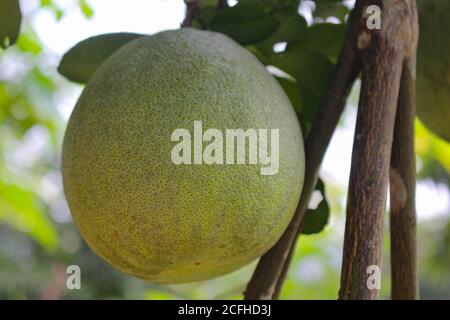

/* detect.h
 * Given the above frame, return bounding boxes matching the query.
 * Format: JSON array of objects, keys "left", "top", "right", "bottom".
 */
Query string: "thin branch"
[
  {"left": 339, "top": 0, "right": 418, "bottom": 300},
  {"left": 243, "top": 4, "right": 362, "bottom": 300},
  {"left": 272, "top": 235, "right": 297, "bottom": 299},
  {"left": 390, "top": 23, "right": 419, "bottom": 299},
  {"left": 181, "top": 0, "right": 202, "bottom": 28}
]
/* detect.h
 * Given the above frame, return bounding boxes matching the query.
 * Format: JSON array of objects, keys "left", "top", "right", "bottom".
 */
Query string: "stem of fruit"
[
  {"left": 181, "top": 0, "right": 202, "bottom": 28},
  {"left": 339, "top": 0, "right": 418, "bottom": 300},
  {"left": 243, "top": 2, "right": 363, "bottom": 300},
  {"left": 390, "top": 51, "right": 419, "bottom": 298}
]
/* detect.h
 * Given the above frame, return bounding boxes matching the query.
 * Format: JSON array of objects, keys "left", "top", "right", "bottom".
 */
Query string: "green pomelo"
[
  {"left": 62, "top": 28, "right": 305, "bottom": 284},
  {"left": 417, "top": 0, "right": 450, "bottom": 142}
]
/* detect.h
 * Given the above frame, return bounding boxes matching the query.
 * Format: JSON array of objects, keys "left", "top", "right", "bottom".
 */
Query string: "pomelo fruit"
[
  {"left": 62, "top": 28, "right": 305, "bottom": 284},
  {"left": 416, "top": 0, "right": 450, "bottom": 142}
]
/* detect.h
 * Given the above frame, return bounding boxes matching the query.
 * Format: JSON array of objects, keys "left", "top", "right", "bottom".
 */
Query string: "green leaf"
[
  {"left": 0, "top": 0, "right": 22, "bottom": 49},
  {"left": 276, "top": 76, "right": 301, "bottom": 114},
  {"left": 255, "top": 9, "right": 307, "bottom": 60},
  {"left": 210, "top": 0, "right": 280, "bottom": 45},
  {"left": 301, "top": 23, "right": 346, "bottom": 63},
  {"left": 246, "top": 45, "right": 272, "bottom": 65},
  {"left": 273, "top": 46, "right": 334, "bottom": 96},
  {"left": 302, "top": 179, "right": 330, "bottom": 235},
  {"left": 31, "top": 67, "right": 57, "bottom": 91},
  {"left": 79, "top": 0, "right": 94, "bottom": 18},
  {"left": 313, "top": 0, "right": 349, "bottom": 22},
  {"left": 191, "top": 0, "right": 223, "bottom": 28},
  {"left": 58, "top": 32, "right": 143, "bottom": 84},
  {"left": 0, "top": 181, "right": 59, "bottom": 251},
  {"left": 39, "top": 0, "right": 64, "bottom": 20},
  {"left": 271, "top": 23, "right": 345, "bottom": 135},
  {"left": 260, "top": 0, "right": 301, "bottom": 11},
  {"left": 268, "top": 11, "right": 307, "bottom": 44},
  {"left": 297, "top": 84, "right": 322, "bottom": 137},
  {"left": 16, "top": 32, "right": 43, "bottom": 54}
]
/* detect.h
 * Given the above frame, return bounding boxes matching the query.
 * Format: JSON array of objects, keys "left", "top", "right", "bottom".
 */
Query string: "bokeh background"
[{"left": 0, "top": 0, "right": 449, "bottom": 299}]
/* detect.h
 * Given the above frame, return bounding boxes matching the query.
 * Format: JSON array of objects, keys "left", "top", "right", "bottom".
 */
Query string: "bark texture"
[
  {"left": 339, "top": 0, "right": 418, "bottom": 300},
  {"left": 390, "top": 54, "right": 419, "bottom": 299}
]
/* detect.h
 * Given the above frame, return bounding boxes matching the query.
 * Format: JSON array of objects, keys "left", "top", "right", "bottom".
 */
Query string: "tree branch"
[
  {"left": 339, "top": 0, "right": 418, "bottom": 300},
  {"left": 272, "top": 234, "right": 296, "bottom": 299},
  {"left": 181, "top": 0, "right": 202, "bottom": 28},
  {"left": 390, "top": 29, "right": 419, "bottom": 299},
  {"left": 243, "top": 3, "right": 362, "bottom": 300}
]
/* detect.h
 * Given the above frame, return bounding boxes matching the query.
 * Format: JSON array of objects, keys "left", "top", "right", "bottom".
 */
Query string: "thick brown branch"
[
  {"left": 339, "top": 49, "right": 402, "bottom": 300},
  {"left": 390, "top": 54, "right": 419, "bottom": 298},
  {"left": 243, "top": 5, "right": 362, "bottom": 300},
  {"left": 339, "top": 0, "right": 418, "bottom": 300},
  {"left": 181, "top": 0, "right": 202, "bottom": 28}
]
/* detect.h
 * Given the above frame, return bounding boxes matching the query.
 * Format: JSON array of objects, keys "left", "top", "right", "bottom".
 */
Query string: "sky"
[{"left": 19, "top": 0, "right": 450, "bottom": 221}]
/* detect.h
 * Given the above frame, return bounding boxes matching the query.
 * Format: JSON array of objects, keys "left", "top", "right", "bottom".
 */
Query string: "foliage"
[
  {"left": 0, "top": 0, "right": 22, "bottom": 48},
  {"left": 302, "top": 179, "right": 329, "bottom": 235},
  {"left": 210, "top": 0, "right": 280, "bottom": 45},
  {"left": 58, "top": 33, "right": 143, "bottom": 84},
  {"left": 0, "top": 0, "right": 449, "bottom": 300}
]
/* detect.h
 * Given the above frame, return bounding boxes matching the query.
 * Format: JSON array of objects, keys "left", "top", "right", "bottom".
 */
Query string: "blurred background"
[{"left": 0, "top": 0, "right": 449, "bottom": 299}]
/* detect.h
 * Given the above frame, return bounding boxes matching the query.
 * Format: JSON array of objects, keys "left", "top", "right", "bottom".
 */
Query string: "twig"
[
  {"left": 181, "top": 0, "right": 202, "bottom": 28},
  {"left": 390, "top": 38, "right": 419, "bottom": 298},
  {"left": 243, "top": 4, "right": 361, "bottom": 300},
  {"left": 339, "top": 0, "right": 418, "bottom": 300},
  {"left": 272, "top": 233, "right": 296, "bottom": 299}
]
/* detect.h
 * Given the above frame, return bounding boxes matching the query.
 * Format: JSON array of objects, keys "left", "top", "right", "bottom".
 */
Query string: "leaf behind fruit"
[
  {"left": 58, "top": 32, "right": 144, "bottom": 84},
  {"left": 0, "top": 0, "right": 22, "bottom": 49},
  {"left": 210, "top": 0, "right": 280, "bottom": 45}
]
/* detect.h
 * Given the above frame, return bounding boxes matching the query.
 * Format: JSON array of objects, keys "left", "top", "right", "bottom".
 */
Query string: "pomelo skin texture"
[
  {"left": 62, "top": 28, "right": 305, "bottom": 284},
  {"left": 417, "top": 0, "right": 450, "bottom": 142}
]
